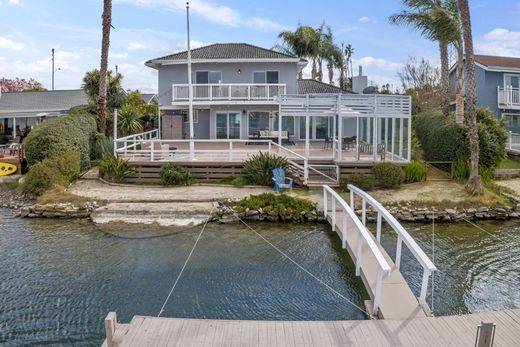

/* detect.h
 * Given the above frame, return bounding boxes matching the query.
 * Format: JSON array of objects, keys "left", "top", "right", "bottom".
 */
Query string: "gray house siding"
[{"left": 157, "top": 62, "right": 298, "bottom": 107}]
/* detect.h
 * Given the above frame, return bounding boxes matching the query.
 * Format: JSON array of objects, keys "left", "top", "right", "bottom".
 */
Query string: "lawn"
[{"left": 497, "top": 157, "right": 520, "bottom": 169}]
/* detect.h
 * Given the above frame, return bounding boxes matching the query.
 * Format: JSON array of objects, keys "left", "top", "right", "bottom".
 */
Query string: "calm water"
[{"left": 0, "top": 208, "right": 367, "bottom": 346}]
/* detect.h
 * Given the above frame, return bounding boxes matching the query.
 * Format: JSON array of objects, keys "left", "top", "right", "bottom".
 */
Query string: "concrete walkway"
[{"left": 496, "top": 178, "right": 520, "bottom": 196}]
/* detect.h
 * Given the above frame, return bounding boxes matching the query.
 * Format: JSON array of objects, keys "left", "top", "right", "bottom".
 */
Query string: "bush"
[
  {"left": 23, "top": 150, "right": 81, "bottom": 195},
  {"left": 159, "top": 163, "right": 192, "bottom": 186},
  {"left": 99, "top": 155, "right": 134, "bottom": 182},
  {"left": 24, "top": 112, "right": 97, "bottom": 171},
  {"left": 341, "top": 174, "right": 374, "bottom": 192},
  {"left": 243, "top": 152, "right": 289, "bottom": 186},
  {"left": 453, "top": 159, "right": 470, "bottom": 181},
  {"left": 233, "top": 193, "right": 316, "bottom": 218},
  {"left": 403, "top": 161, "right": 427, "bottom": 183},
  {"left": 415, "top": 108, "right": 507, "bottom": 171},
  {"left": 94, "top": 133, "right": 114, "bottom": 159},
  {"left": 372, "top": 162, "right": 405, "bottom": 189}
]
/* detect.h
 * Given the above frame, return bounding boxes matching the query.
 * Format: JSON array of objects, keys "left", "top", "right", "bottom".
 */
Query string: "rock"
[
  {"left": 445, "top": 208, "right": 457, "bottom": 215},
  {"left": 245, "top": 209, "right": 259, "bottom": 217}
]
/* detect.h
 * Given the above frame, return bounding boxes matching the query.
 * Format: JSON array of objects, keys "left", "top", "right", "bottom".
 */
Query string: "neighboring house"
[
  {"left": 449, "top": 54, "right": 520, "bottom": 131},
  {"left": 0, "top": 89, "right": 88, "bottom": 138},
  {"left": 140, "top": 93, "right": 158, "bottom": 105},
  {"left": 146, "top": 43, "right": 310, "bottom": 140}
]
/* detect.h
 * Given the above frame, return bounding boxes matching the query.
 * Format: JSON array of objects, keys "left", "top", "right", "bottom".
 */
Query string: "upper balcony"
[
  {"left": 498, "top": 86, "right": 520, "bottom": 110},
  {"left": 172, "top": 83, "right": 286, "bottom": 106}
]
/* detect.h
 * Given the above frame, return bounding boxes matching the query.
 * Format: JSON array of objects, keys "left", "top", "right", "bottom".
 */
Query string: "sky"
[{"left": 1, "top": 0, "right": 519, "bottom": 93}]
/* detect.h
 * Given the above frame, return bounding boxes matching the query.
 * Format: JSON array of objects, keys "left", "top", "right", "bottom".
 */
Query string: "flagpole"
[{"left": 187, "top": 1, "right": 195, "bottom": 160}]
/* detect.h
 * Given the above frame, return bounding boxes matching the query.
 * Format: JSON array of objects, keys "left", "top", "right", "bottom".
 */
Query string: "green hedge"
[
  {"left": 373, "top": 162, "right": 405, "bottom": 189},
  {"left": 341, "top": 174, "right": 374, "bottom": 192},
  {"left": 24, "top": 112, "right": 97, "bottom": 171},
  {"left": 415, "top": 109, "right": 507, "bottom": 170}
]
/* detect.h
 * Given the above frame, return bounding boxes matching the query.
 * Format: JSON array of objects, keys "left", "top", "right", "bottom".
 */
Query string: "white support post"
[
  {"left": 399, "top": 117, "right": 404, "bottom": 158},
  {"left": 350, "top": 190, "right": 354, "bottom": 209},
  {"left": 304, "top": 159, "right": 309, "bottom": 186},
  {"left": 384, "top": 118, "right": 388, "bottom": 158},
  {"left": 12, "top": 117, "right": 16, "bottom": 138},
  {"left": 395, "top": 235, "right": 403, "bottom": 269},
  {"left": 367, "top": 117, "right": 371, "bottom": 145},
  {"left": 373, "top": 267, "right": 383, "bottom": 316},
  {"left": 372, "top": 115, "right": 377, "bottom": 162},
  {"left": 391, "top": 118, "right": 395, "bottom": 160},
  {"left": 150, "top": 140, "right": 155, "bottom": 161},
  {"left": 332, "top": 113, "right": 337, "bottom": 161},
  {"left": 362, "top": 199, "right": 366, "bottom": 226},
  {"left": 419, "top": 268, "right": 430, "bottom": 305},
  {"left": 268, "top": 141, "right": 272, "bottom": 155},
  {"left": 278, "top": 103, "right": 282, "bottom": 149},
  {"left": 105, "top": 312, "right": 117, "bottom": 347},
  {"left": 331, "top": 198, "right": 336, "bottom": 232},
  {"left": 305, "top": 111, "right": 310, "bottom": 157},
  {"left": 338, "top": 115, "right": 343, "bottom": 163},
  {"left": 356, "top": 117, "right": 360, "bottom": 161},
  {"left": 376, "top": 212, "right": 382, "bottom": 242},
  {"left": 355, "top": 236, "right": 363, "bottom": 276},
  {"left": 475, "top": 321, "right": 496, "bottom": 347},
  {"left": 113, "top": 109, "right": 118, "bottom": 156},
  {"left": 407, "top": 117, "right": 412, "bottom": 162},
  {"left": 229, "top": 141, "right": 233, "bottom": 161},
  {"left": 124, "top": 140, "right": 128, "bottom": 156},
  {"left": 342, "top": 210, "right": 347, "bottom": 249},
  {"left": 323, "top": 189, "right": 328, "bottom": 219}
]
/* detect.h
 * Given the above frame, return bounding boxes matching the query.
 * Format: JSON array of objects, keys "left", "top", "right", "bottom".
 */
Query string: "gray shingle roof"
[
  {"left": 147, "top": 43, "right": 301, "bottom": 63},
  {"left": 140, "top": 93, "right": 157, "bottom": 104},
  {"left": 297, "top": 79, "right": 354, "bottom": 95},
  {"left": 0, "top": 89, "right": 88, "bottom": 115}
]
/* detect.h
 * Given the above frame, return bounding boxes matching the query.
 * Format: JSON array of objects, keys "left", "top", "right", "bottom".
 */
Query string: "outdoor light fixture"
[
  {"left": 237, "top": 68, "right": 242, "bottom": 74},
  {"left": 242, "top": 109, "right": 246, "bottom": 115}
]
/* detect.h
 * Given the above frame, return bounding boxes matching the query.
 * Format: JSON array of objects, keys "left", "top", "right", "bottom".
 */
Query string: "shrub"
[
  {"left": 403, "top": 161, "right": 427, "bottom": 183},
  {"left": 94, "top": 133, "right": 114, "bottom": 159},
  {"left": 341, "top": 174, "right": 374, "bottom": 192},
  {"left": 243, "top": 152, "right": 289, "bottom": 186},
  {"left": 24, "top": 112, "right": 97, "bottom": 171},
  {"left": 99, "top": 155, "right": 134, "bottom": 183},
  {"left": 231, "top": 177, "right": 251, "bottom": 187},
  {"left": 372, "top": 162, "right": 405, "bottom": 189},
  {"left": 453, "top": 159, "right": 470, "bottom": 181},
  {"left": 233, "top": 193, "right": 316, "bottom": 218},
  {"left": 23, "top": 150, "right": 81, "bottom": 195},
  {"left": 415, "top": 108, "right": 507, "bottom": 171},
  {"left": 159, "top": 163, "right": 192, "bottom": 186}
]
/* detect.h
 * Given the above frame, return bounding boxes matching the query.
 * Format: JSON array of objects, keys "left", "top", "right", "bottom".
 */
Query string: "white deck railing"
[
  {"left": 348, "top": 184, "right": 437, "bottom": 306},
  {"left": 498, "top": 87, "right": 520, "bottom": 109},
  {"left": 507, "top": 131, "right": 520, "bottom": 151},
  {"left": 172, "top": 83, "right": 286, "bottom": 103},
  {"left": 323, "top": 185, "right": 391, "bottom": 315}
]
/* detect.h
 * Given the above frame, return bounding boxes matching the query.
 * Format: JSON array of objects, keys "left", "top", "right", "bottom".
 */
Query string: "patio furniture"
[
  {"left": 257, "top": 130, "right": 294, "bottom": 145},
  {"left": 342, "top": 136, "right": 357, "bottom": 150},
  {"left": 323, "top": 137, "right": 332, "bottom": 149},
  {"left": 272, "top": 168, "right": 293, "bottom": 192},
  {"left": 9, "top": 136, "right": 21, "bottom": 156}
]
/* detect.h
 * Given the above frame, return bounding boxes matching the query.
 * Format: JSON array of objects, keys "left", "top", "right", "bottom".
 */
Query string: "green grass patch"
[
  {"left": 497, "top": 157, "right": 520, "bottom": 169},
  {"left": 233, "top": 193, "right": 316, "bottom": 217}
]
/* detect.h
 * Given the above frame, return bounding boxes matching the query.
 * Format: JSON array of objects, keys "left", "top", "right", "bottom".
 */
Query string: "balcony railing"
[
  {"left": 172, "top": 83, "right": 286, "bottom": 103},
  {"left": 498, "top": 86, "right": 520, "bottom": 109}
]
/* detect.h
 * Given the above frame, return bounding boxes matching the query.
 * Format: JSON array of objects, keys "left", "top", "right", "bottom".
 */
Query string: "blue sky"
[{"left": 1, "top": 0, "right": 519, "bottom": 92}]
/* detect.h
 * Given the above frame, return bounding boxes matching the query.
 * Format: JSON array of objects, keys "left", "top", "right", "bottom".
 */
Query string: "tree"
[
  {"left": 277, "top": 25, "right": 320, "bottom": 79},
  {"left": 118, "top": 104, "right": 142, "bottom": 136},
  {"left": 390, "top": 0, "right": 458, "bottom": 117},
  {"left": 0, "top": 78, "right": 45, "bottom": 92},
  {"left": 458, "top": 0, "right": 483, "bottom": 194},
  {"left": 82, "top": 69, "right": 125, "bottom": 111},
  {"left": 125, "top": 90, "right": 158, "bottom": 117},
  {"left": 98, "top": 0, "right": 113, "bottom": 135}
]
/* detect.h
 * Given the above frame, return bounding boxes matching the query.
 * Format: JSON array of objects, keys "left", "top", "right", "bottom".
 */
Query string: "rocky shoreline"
[{"left": 19, "top": 202, "right": 97, "bottom": 219}]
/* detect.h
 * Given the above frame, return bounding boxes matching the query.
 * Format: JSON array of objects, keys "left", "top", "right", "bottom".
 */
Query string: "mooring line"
[
  {"left": 157, "top": 208, "right": 214, "bottom": 317},
  {"left": 237, "top": 216, "right": 373, "bottom": 318},
  {"left": 461, "top": 217, "right": 496, "bottom": 238}
]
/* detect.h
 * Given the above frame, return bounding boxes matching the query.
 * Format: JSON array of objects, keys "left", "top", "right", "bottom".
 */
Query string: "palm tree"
[
  {"left": 344, "top": 44, "right": 354, "bottom": 89},
  {"left": 390, "top": 0, "right": 456, "bottom": 117},
  {"left": 277, "top": 25, "right": 319, "bottom": 79},
  {"left": 98, "top": 0, "right": 112, "bottom": 135},
  {"left": 458, "top": 0, "right": 483, "bottom": 194}
]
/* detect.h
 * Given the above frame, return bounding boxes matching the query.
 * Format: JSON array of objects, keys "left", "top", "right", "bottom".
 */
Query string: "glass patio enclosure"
[{"left": 277, "top": 94, "right": 412, "bottom": 162}]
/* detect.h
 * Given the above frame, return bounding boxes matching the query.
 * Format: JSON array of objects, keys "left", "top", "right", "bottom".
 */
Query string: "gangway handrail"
[
  {"left": 347, "top": 184, "right": 437, "bottom": 305},
  {"left": 323, "top": 185, "right": 391, "bottom": 315}
]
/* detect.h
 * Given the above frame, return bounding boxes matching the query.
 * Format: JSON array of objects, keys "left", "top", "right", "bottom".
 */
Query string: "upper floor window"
[
  {"left": 253, "top": 71, "right": 279, "bottom": 84},
  {"left": 195, "top": 71, "right": 221, "bottom": 84},
  {"left": 505, "top": 74, "right": 520, "bottom": 89}
]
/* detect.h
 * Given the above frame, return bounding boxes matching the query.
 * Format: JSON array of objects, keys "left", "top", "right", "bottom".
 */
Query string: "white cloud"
[
  {"left": 0, "top": 36, "right": 24, "bottom": 50},
  {"left": 358, "top": 16, "right": 376, "bottom": 23},
  {"left": 115, "top": 0, "right": 284, "bottom": 31},
  {"left": 128, "top": 41, "right": 147, "bottom": 50},
  {"left": 116, "top": 63, "right": 157, "bottom": 92},
  {"left": 0, "top": 0, "right": 21, "bottom": 5},
  {"left": 111, "top": 52, "right": 129, "bottom": 59},
  {"left": 476, "top": 28, "right": 520, "bottom": 56},
  {"left": 353, "top": 57, "right": 403, "bottom": 72}
]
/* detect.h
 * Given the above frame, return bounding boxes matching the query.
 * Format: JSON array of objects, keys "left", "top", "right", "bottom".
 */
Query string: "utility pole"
[
  {"left": 115, "top": 65, "right": 118, "bottom": 75},
  {"left": 51, "top": 48, "right": 55, "bottom": 91}
]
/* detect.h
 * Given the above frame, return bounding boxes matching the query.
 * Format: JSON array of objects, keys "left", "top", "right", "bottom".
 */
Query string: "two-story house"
[
  {"left": 449, "top": 54, "right": 520, "bottom": 131},
  {"left": 146, "top": 43, "right": 355, "bottom": 142}
]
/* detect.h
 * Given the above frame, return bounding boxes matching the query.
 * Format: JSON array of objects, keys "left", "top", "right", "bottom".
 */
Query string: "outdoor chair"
[
  {"left": 342, "top": 136, "right": 357, "bottom": 150},
  {"left": 272, "top": 167, "right": 293, "bottom": 192},
  {"left": 323, "top": 137, "right": 332, "bottom": 149},
  {"left": 9, "top": 136, "right": 21, "bottom": 156}
]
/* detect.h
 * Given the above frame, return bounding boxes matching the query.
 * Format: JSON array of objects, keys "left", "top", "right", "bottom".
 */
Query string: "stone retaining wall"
[{"left": 19, "top": 202, "right": 96, "bottom": 219}]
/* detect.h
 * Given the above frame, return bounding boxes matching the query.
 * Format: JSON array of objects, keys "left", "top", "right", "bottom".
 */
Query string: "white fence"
[
  {"left": 348, "top": 184, "right": 437, "bottom": 306},
  {"left": 323, "top": 185, "right": 391, "bottom": 315},
  {"left": 173, "top": 83, "right": 286, "bottom": 103},
  {"left": 507, "top": 131, "right": 520, "bottom": 151},
  {"left": 498, "top": 87, "right": 520, "bottom": 108}
]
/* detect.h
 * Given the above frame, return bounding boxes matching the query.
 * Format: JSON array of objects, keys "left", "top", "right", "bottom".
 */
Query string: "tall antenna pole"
[
  {"left": 187, "top": 1, "right": 194, "bottom": 160},
  {"left": 51, "top": 48, "right": 55, "bottom": 91}
]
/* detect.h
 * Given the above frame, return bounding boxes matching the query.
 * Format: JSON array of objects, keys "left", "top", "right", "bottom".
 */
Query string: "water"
[{"left": 0, "top": 209, "right": 367, "bottom": 346}]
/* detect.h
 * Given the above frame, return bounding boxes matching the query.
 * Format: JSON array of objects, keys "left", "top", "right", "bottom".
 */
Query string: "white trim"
[
  {"left": 214, "top": 110, "right": 242, "bottom": 139},
  {"left": 183, "top": 109, "right": 199, "bottom": 123},
  {"left": 194, "top": 70, "right": 222, "bottom": 84},
  {"left": 504, "top": 73, "right": 520, "bottom": 88},
  {"left": 147, "top": 58, "right": 302, "bottom": 67},
  {"left": 252, "top": 70, "right": 280, "bottom": 84},
  {"left": 246, "top": 110, "right": 271, "bottom": 137},
  {"left": 501, "top": 112, "right": 520, "bottom": 118}
]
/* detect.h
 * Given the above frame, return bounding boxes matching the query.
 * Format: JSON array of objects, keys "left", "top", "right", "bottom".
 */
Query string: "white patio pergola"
[{"left": 277, "top": 93, "right": 412, "bottom": 163}]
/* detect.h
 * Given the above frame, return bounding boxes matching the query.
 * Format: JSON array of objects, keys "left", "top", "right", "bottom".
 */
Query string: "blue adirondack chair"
[{"left": 272, "top": 168, "right": 293, "bottom": 192}]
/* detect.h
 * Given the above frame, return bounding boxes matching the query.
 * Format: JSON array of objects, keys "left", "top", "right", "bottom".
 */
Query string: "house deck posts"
[
  {"left": 305, "top": 95, "right": 310, "bottom": 158},
  {"left": 356, "top": 117, "right": 360, "bottom": 161},
  {"left": 332, "top": 113, "right": 337, "bottom": 160},
  {"left": 278, "top": 101, "right": 282, "bottom": 152},
  {"left": 399, "top": 117, "right": 404, "bottom": 159},
  {"left": 373, "top": 95, "right": 378, "bottom": 162},
  {"left": 12, "top": 117, "right": 16, "bottom": 138},
  {"left": 338, "top": 115, "right": 343, "bottom": 162}
]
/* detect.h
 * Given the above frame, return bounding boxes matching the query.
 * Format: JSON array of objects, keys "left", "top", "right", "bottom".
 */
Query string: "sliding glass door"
[{"left": 216, "top": 112, "right": 241, "bottom": 139}]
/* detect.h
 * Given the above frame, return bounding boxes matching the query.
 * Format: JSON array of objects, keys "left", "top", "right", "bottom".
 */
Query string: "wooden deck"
[{"left": 102, "top": 309, "right": 520, "bottom": 346}]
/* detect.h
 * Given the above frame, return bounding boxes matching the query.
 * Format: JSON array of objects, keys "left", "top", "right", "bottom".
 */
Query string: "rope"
[
  {"left": 157, "top": 208, "right": 214, "bottom": 317},
  {"left": 237, "top": 216, "right": 373, "bottom": 318},
  {"left": 461, "top": 217, "right": 496, "bottom": 238},
  {"left": 431, "top": 208, "right": 435, "bottom": 312}
]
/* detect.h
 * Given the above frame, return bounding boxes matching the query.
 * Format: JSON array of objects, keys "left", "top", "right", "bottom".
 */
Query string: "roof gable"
[
  {"left": 474, "top": 54, "right": 520, "bottom": 70},
  {"left": 297, "top": 79, "right": 354, "bottom": 95}
]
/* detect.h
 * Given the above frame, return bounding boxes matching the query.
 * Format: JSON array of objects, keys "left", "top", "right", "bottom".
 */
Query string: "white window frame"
[
  {"left": 183, "top": 110, "right": 199, "bottom": 124},
  {"left": 215, "top": 111, "right": 241, "bottom": 139},
  {"left": 246, "top": 110, "right": 272, "bottom": 136},
  {"left": 504, "top": 73, "right": 520, "bottom": 89},
  {"left": 252, "top": 70, "right": 280, "bottom": 84},
  {"left": 195, "top": 70, "right": 222, "bottom": 84}
]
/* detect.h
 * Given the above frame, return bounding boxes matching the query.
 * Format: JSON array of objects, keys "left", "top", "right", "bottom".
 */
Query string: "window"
[
  {"left": 182, "top": 110, "right": 199, "bottom": 123},
  {"left": 195, "top": 71, "right": 221, "bottom": 84},
  {"left": 248, "top": 112, "right": 270, "bottom": 136},
  {"left": 505, "top": 74, "right": 520, "bottom": 89},
  {"left": 216, "top": 112, "right": 241, "bottom": 139},
  {"left": 273, "top": 114, "right": 295, "bottom": 135},
  {"left": 253, "top": 71, "right": 279, "bottom": 84}
]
